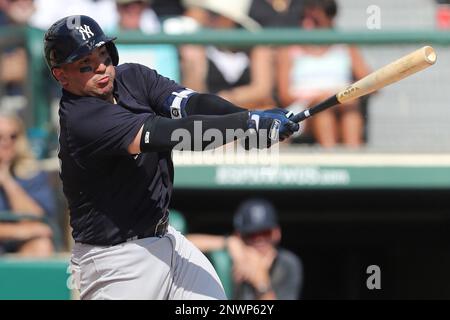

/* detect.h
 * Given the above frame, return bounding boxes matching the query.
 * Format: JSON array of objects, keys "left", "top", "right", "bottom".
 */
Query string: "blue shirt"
[
  {"left": 0, "top": 171, "right": 57, "bottom": 219},
  {"left": 58, "top": 63, "right": 184, "bottom": 245}
]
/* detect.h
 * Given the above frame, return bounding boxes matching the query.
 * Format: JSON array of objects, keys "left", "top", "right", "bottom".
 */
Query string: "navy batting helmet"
[{"left": 44, "top": 15, "right": 119, "bottom": 70}]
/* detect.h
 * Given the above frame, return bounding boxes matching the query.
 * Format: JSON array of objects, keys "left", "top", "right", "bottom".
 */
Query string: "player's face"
[
  {"left": 242, "top": 229, "right": 276, "bottom": 255},
  {"left": 57, "top": 46, "right": 116, "bottom": 100}
]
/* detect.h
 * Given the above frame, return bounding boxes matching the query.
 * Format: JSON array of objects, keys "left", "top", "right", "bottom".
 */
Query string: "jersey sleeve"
[
  {"left": 65, "top": 98, "right": 151, "bottom": 159},
  {"left": 137, "top": 64, "right": 196, "bottom": 119}
]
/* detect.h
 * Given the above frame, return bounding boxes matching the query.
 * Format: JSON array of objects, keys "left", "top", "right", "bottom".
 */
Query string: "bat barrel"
[
  {"left": 336, "top": 45, "right": 437, "bottom": 104},
  {"left": 423, "top": 46, "right": 437, "bottom": 65},
  {"left": 289, "top": 46, "right": 437, "bottom": 124}
]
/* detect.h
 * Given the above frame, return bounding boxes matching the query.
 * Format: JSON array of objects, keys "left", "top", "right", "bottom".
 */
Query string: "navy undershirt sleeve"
[
  {"left": 185, "top": 93, "right": 247, "bottom": 116},
  {"left": 140, "top": 112, "right": 250, "bottom": 152}
]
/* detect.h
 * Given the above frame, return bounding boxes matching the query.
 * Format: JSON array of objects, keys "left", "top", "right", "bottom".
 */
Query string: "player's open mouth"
[
  {"left": 96, "top": 75, "right": 111, "bottom": 88},
  {"left": 97, "top": 75, "right": 110, "bottom": 85}
]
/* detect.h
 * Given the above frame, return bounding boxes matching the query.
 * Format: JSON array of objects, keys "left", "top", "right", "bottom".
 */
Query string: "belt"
[
  {"left": 124, "top": 217, "right": 169, "bottom": 243},
  {"left": 75, "top": 218, "right": 169, "bottom": 247}
]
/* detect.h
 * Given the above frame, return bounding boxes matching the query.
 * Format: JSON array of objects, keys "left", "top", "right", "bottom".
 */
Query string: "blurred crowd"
[
  {"left": 1, "top": 0, "right": 446, "bottom": 152},
  {"left": 0, "top": 0, "right": 373, "bottom": 151},
  {"left": 0, "top": 0, "right": 446, "bottom": 283}
]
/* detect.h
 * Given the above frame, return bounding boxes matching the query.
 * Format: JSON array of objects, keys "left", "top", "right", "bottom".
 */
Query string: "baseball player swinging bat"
[{"left": 290, "top": 46, "right": 437, "bottom": 123}]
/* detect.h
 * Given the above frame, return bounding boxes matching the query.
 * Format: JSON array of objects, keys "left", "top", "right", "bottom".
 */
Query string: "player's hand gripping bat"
[{"left": 290, "top": 46, "right": 437, "bottom": 123}]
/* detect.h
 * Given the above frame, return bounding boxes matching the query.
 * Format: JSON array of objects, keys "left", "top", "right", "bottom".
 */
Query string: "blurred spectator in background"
[
  {"left": 152, "top": 0, "right": 184, "bottom": 19},
  {"left": 180, "top": 0, "right": 275, "bottom": 109},
  {"left": 188, "top": 198, "right": 303, "bottom": 300},
  {"left": 113, "top": 0, "right": 181, "bottom": 81},
  {"left": 277, "top": 0, "right": 370, "bottom": 148},
  {"left": 29, "top": 0, "right": 117, "bottom": 31},
  {"left": 0, "top": 0, "right": 35, "bottom": 115},
  {"left": 0, "top": 0, "right": 35, "bottom": 24},
  {"left": 435, "top": 0, "right": 450, "bottom": 29},
  {"left": 116, "top": 0, "right": 160, "bottom": 34},
  {"left": 161, "top": 0, "right": 209, "bottom": 34},
  {"left": 249, "top": 0, "right": 304, "bottom": 27},
  {"left": 247, "top": 0, "right": 305, "bottom": 117},
  {"left": 0, "top": 110, "right": 56, "bottom": 257}
]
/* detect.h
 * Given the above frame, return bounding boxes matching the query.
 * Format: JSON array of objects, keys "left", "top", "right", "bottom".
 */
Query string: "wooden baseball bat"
[{"left": 290, "top": 46, "right": 437, "bottom": 123}]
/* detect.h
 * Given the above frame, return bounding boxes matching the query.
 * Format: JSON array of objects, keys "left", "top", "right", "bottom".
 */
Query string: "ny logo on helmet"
[{"left": 76, "top": 25, "right": 95, "bottom": 41}]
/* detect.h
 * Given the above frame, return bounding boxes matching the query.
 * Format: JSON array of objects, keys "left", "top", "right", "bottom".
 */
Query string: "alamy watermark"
[
  {"left": 367, "top": 5, "right": 381, "bottom": 30},
  {"left": 168, "top": 121, "right": 281, "bottom": 165},
  {"left": 66, "top": 15, "right": 82, "bottom": 30},
  {"left": 366, "top": 265, "right": 381, "bottom": 290},
  {"left": 66, "top": 264, "right": 80, "bottom": 291}
]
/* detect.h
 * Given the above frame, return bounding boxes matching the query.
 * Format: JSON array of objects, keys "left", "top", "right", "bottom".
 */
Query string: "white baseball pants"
[{"left": 70, "top": 226, "right": 227, "bottom": 300}]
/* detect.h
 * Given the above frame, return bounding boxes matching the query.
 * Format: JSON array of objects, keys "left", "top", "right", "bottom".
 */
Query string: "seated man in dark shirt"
[{"left": 188, "top": 198, "right": 304, "bottom": 300}]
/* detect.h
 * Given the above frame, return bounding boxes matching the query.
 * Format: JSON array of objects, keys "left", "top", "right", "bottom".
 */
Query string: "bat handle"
[
  {"left": 290, "top": 109, "right": 311, "bottom": 123},
  {"left": 290, "top": 95, "right": 340, "bottom": 123}
]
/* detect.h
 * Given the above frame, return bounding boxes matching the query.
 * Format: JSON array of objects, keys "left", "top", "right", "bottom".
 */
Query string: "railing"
[{"left": 114, "top": 29, "right": 450, "bottom": 46}]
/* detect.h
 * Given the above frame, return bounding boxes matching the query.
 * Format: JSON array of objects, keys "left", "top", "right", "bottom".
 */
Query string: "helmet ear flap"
[{"left": 106, "top": 41, "right": 119, "bottom": 66}]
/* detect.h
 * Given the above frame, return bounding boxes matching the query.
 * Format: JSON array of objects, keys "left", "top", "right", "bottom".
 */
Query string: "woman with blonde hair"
[{"left": 0, "top": 111, "right": 56, "bottom": 257}]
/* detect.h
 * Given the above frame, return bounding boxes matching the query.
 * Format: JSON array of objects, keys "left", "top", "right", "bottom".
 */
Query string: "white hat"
[{"left": 182, "top": 0, "right": 261, "bottom": 31}]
